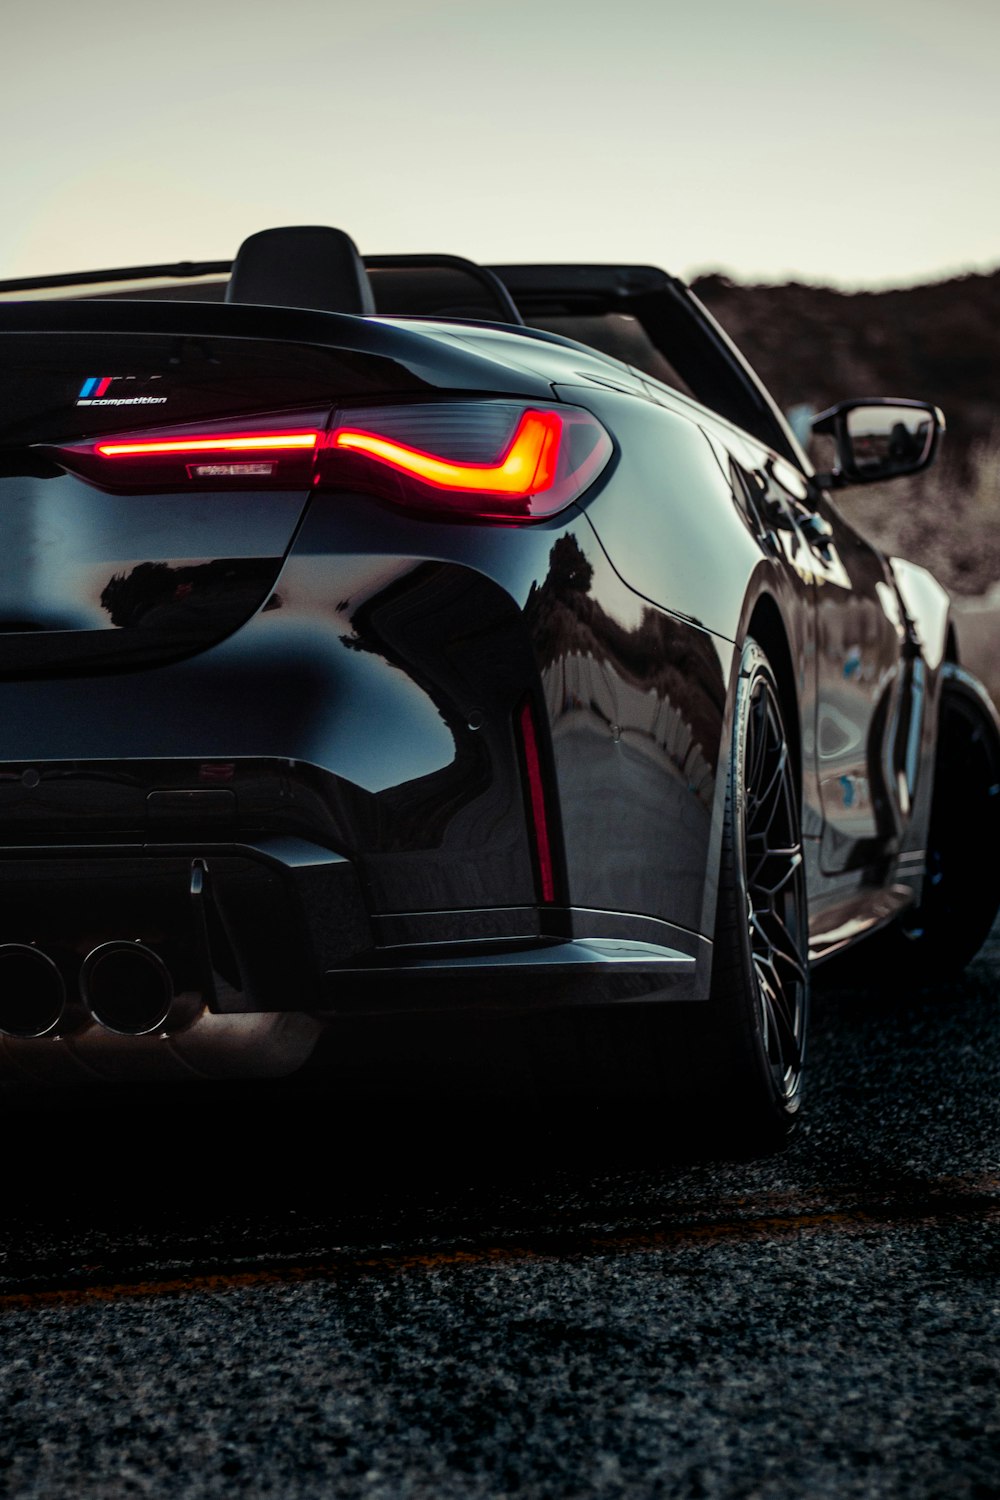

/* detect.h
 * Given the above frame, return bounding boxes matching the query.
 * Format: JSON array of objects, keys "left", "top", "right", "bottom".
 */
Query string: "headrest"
[{"left": 225, "top": 226, "right": 376, "bottom": 316}]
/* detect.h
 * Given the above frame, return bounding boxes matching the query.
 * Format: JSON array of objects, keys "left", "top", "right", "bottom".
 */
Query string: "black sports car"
[{"left": 0, "top": 225, "right": 997, "bottom": 1147}]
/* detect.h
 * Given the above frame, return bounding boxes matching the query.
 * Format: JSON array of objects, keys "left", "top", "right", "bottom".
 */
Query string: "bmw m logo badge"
[{"left": 76, "top": 375, "right": 168, "bottom": 407}]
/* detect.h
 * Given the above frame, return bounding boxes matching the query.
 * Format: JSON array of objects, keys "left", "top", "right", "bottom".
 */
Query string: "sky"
[{"left": 1, "top": 0, "right": 998, "bottom": 290}]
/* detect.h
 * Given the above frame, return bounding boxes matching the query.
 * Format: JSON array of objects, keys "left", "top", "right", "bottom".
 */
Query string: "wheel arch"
[
  {"left": 697, "top": 587, "right": 804, "bottom": 992},
  {"left": 745, "top": 593, "right": 802, "bottom": 803}
]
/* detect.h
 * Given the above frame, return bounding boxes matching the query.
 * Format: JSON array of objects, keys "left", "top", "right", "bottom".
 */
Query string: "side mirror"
[{"left": 811, "top": 398, "right": 945, "bottom": 487}]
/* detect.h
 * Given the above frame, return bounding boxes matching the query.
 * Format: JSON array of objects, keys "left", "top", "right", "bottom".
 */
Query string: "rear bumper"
[
  {"left": 0, "top": 833, "right": 707, "bottom": 1083},
  {"left": 0, "top": 836, "right": 707, "bottom": 1016},
  {"left": 0, "top": 493, "right": 725, "bottom": 1080}
]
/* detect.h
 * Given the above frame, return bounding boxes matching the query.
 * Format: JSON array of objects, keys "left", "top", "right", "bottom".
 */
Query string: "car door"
[
  {"left": 804, "top": 486, "right": 917, "bottom": 875},
  {"left": 715, "top": 431, "right": 911, "bottom": 877}
]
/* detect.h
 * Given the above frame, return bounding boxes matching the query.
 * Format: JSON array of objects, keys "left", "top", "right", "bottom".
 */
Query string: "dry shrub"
[{"left": 833, "top": 431, "right": 1000, "bottom": 597}]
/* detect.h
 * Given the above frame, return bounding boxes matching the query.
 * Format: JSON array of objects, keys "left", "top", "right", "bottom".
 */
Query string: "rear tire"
[{"left": 695, "top": 637, "right": 809, "bottom": 1148}]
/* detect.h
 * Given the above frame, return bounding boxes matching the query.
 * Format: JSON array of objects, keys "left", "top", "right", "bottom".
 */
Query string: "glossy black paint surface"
[
  {"left": 0, "top": 488, "right": 723, "bottom": 955},
  {"left": 0, "top": 281, "right": 979, "bottom": 1065},
  {"left": 0, "top": 472, "right": 302, "bottom": 671}
]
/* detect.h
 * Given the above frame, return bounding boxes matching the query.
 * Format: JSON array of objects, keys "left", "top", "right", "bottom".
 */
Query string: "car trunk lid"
[{"left": 0, "top": 303, "right": 550, "bottom": 676}]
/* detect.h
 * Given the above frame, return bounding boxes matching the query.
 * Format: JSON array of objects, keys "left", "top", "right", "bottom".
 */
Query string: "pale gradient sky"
[{"left": 2, "top": 0, "right": 998, "bottom": 288}]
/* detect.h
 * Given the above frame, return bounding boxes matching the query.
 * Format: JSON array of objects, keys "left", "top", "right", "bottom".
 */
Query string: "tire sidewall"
[{"left": 718, "top": 638, "right": 809, "bottom": 1129}]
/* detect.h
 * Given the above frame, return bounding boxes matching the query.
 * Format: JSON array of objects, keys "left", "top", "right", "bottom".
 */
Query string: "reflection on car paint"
[{"left": 524, "top": 534, "right": 725, "bottom": 932}]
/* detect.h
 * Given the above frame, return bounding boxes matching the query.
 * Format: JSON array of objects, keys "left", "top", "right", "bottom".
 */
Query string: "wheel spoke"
[
  {"left": 753, "top": 954, "right": 802, "bottom": 1074},
  {"left": 753, "top": 900, "right": 808, "bottom": 978},
  {"left": 746, "top": 742, "right": 788, "bottom": 837},
  {"left": 769, "top": 906, "right": 809, "bottom": 977},
  {"left": 747, "top": 844, "right": 802, "bottom": 898}
]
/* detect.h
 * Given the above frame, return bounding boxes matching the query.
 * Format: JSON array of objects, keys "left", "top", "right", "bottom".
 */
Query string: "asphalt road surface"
[{"left": 1, "top": 923, "right": 998, "bottom": 1499}]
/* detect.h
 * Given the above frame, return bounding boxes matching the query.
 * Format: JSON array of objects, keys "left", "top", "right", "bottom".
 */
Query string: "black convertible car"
[{"left": 0, "top": 225, "right": 997, "bottom": 1146}]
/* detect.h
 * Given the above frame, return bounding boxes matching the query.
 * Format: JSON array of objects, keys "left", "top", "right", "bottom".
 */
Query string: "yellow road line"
[{"left": 1, "top": 1187, "right": 997, "bottom": 1311}]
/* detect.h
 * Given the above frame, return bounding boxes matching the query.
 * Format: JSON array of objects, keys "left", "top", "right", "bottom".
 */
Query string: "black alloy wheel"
[{"left": 706, "top": 638, "right": 809, "bottom": 1143}]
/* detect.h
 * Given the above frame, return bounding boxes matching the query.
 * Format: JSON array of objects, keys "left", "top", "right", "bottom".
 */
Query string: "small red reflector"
[
  {"left": 519, "top": 700, "right": 555, "bottom": 903},
  {"left": 331, "top": 409, "right": 562, "bottom": 495},
  {"left": 199, "top": 762, "right": 235, "bottom": 783}
]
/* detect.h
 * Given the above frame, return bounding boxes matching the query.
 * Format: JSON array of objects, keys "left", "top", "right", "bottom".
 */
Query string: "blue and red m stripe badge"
[{"left": 79, "top": 376, "right": 113, "bottom": 398}]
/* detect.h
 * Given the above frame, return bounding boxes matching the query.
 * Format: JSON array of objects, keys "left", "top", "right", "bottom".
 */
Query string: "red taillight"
[
  {"left": 321, "top": 401, "right": 612, "bottom": 521},
  {"left": 96, "top": 432, "right": 319, "bottom": 458},
  {"left": 46, "top": 411, "right": 328, "bottom": 490},
  {"left": 331, "top": 409, "right": 561, "bottom": 497},
  {"left": 44, "top": 400, "right": 612, "bottom": 520}
]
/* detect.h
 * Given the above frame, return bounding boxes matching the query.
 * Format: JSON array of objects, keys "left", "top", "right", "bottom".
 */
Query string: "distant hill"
[
  {"left": 692, "top": 269, "right": 1000, "bottom": 465},
  {"left": 691, "top": 269, "right": 1000, "bottom": 595}
]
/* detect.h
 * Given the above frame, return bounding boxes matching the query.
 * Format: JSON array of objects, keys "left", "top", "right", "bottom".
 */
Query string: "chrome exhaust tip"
[
  {"left": 0, "top": 943, "right": 68, "bottom": 1038},
  {"left": 80, "top": 941, "right": 177, "bottom": 1036}
]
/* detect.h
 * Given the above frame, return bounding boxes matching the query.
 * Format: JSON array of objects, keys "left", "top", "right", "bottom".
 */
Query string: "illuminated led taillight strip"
[
  {"left": 95, "top": 432, "right": 320, "bottom": 458},
  {"left": 331, "top": 409, "right": 562, "bottom": 495},
  {"left": 519, "top": 699, "right": 556, "bottom": 903}
]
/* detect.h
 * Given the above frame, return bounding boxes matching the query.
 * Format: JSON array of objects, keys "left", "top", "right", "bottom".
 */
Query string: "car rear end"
[{"left": 0, "top": 299, "right": 709, "bottom": 1086}]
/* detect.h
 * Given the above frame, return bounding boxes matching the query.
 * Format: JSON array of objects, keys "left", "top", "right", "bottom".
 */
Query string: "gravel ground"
[{"left": 0, "top": 924, "right": 998, "bottom": 1498}]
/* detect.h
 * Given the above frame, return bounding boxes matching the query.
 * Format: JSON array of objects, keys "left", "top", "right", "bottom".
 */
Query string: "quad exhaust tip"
[
  {"left": 0, "top": 943, "right": 68, "bottom": 1038},
  {"left": 0, "top": 940, "right": 206, "bottom": 1040},
  {"left": 80, "top": 941, "right": 176, "bottom": 1036}
]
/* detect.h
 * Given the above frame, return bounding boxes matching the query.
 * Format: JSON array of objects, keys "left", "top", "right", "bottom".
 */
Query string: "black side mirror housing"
[{"left": 811, "top": 398, "right": 945, "bottom": 488}]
